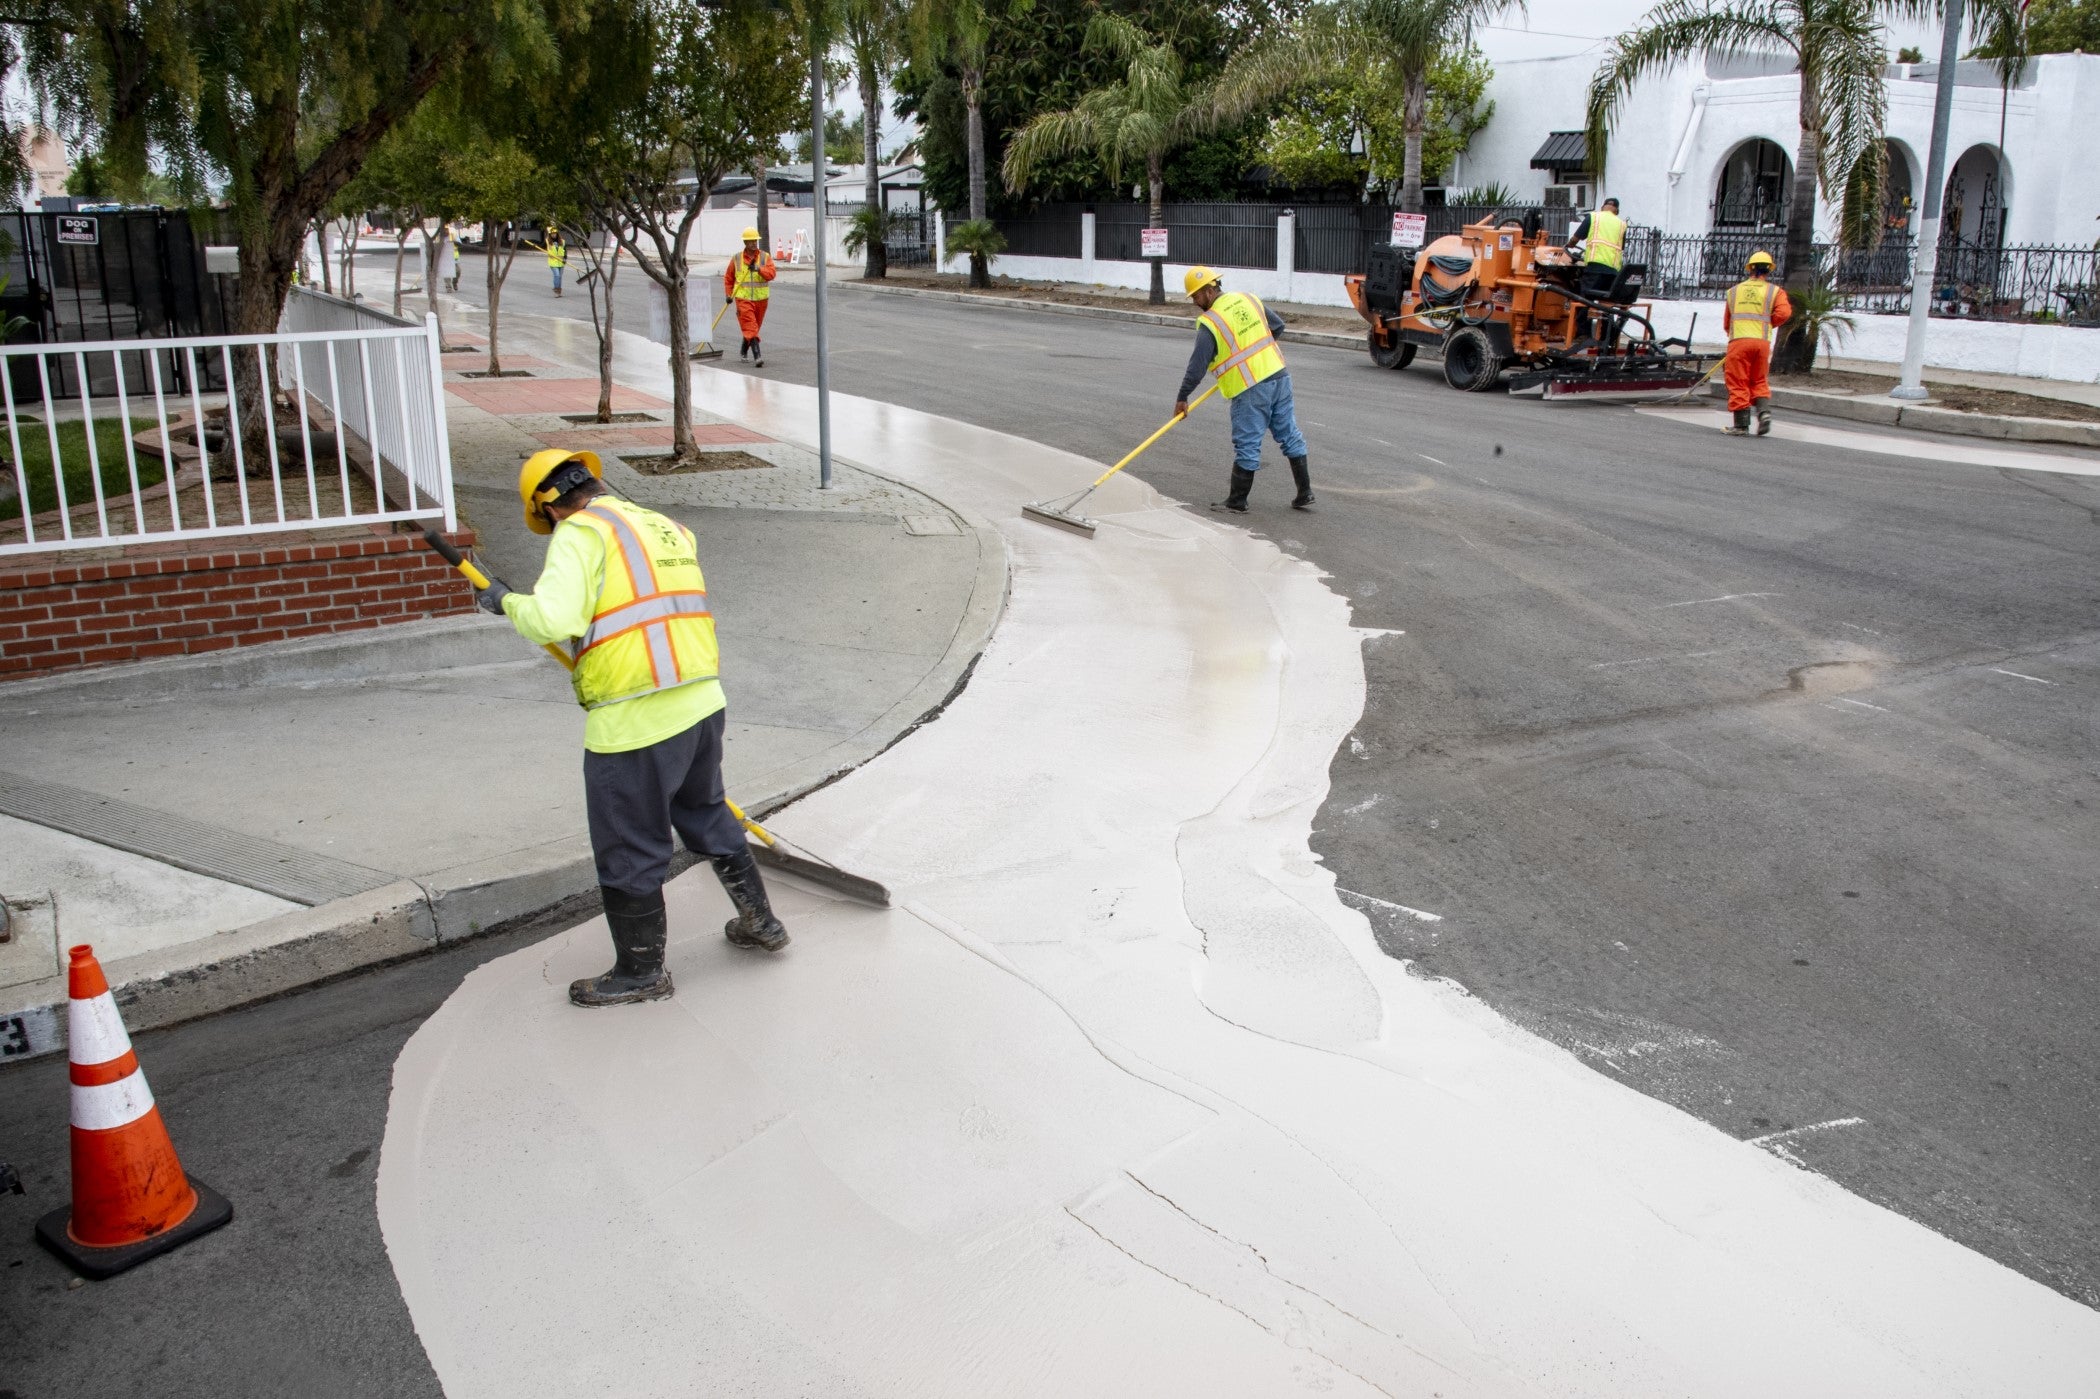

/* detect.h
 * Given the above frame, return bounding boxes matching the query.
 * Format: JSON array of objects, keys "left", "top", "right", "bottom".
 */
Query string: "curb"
[
  {"left": 0, "top": 381, "right": 1011, "bottom": 1064},
  {"left": 1703, "top": 380, "right": 2100, "bottom": 448},
  {"left": 839, "top": 278, "right": 1369, "bottom": 352}
]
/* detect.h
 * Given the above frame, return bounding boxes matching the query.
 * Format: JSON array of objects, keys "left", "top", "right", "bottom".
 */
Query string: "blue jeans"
[
  {"left": 1228, "top": 372, "right": 1307, "bottom": 471},
  {"left": 551, "top": 266, "right": 563, "bottom": 291}
]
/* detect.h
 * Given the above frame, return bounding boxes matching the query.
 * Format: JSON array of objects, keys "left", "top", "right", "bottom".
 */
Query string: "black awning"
[{"left": 1531, "top": 131, "right": 1590, "bottom": 172}]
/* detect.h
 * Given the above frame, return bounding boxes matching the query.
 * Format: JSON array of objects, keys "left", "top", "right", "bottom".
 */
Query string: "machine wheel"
[
  {"left": 1368, "top": 328, "right": 1416, "bottom": 370},
  {"left": 1442, "top": 326, "right": 1502, "bottom": 392}
]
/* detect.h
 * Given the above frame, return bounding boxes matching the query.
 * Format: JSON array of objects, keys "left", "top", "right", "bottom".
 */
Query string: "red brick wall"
[{"left": 0, "top": 525, "right": 479, "bottom": 680}]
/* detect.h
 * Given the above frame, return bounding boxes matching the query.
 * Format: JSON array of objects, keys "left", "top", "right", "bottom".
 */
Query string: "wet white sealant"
[{"left": 378, "top": 342, "right": 2100, "bottom": 1397}]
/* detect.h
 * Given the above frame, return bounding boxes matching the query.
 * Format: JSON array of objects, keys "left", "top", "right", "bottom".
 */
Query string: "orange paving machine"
[{"left": 1345, "top": 213, "right": 1710, "bottom": 401}]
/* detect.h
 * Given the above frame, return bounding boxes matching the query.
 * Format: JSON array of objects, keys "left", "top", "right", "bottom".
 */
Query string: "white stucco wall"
[{"left": 1456, "top": 49, "right": 2100, "bottom": 247}]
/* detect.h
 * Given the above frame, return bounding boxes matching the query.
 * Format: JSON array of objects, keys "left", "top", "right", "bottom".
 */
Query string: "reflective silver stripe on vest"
[
  {"left": 577, "top": 590, "right": 714, "bottom": 653},
  {"left": 1203, "top": 307, "right": 1278, "bottom": 385},
  {"left": 581, "top": 503, "right": 658, "bottom": 595}
]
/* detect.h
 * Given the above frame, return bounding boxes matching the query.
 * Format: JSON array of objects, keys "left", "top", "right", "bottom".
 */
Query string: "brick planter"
[{"left": 0, "top": 524, "right": 479, "bottom": 680}]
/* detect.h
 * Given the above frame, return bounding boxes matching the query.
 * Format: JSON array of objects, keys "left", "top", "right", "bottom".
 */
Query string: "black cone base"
[{"left": 36, "top": 1177, "right": 233, "bottom": 1280}]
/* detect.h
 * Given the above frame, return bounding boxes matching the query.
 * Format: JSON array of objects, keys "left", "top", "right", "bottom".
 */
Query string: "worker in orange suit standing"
[
  {"left": 724, "top": 226, "right": 777, "bottom": 367},
  {"left": 1721, "top": 250, "right": 1792, "bottom": 436}
]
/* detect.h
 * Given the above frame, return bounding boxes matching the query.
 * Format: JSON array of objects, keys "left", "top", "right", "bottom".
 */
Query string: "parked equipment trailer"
[{"left": 1344, "top": 215, "right": 1710, "bottom": 402}]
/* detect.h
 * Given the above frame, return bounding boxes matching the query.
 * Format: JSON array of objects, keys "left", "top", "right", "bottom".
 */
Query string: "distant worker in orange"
[
  {"left": 725, "top": 226, "right": 777, "bottom": 367},
  {"left": 1721, "top": 250, "right": 1791, "bottom": 436}
]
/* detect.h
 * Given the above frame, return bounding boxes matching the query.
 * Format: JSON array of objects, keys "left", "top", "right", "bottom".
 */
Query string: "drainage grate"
[{"left": 0, "top": 771, "right": 396, "bottom": 907}]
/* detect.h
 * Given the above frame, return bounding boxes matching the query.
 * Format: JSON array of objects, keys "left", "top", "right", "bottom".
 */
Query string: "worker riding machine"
[{"left": 1344, "top": 214, "right": 1710, "bottom": 401}]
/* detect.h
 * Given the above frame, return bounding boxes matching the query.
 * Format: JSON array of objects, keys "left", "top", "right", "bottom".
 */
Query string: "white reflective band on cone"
[
  {"left": 72, "top": 1070, "right": 156, "bottom": 1131},
  {"left": 68, "top": 992, "right": 134, "bottom": 1066}
]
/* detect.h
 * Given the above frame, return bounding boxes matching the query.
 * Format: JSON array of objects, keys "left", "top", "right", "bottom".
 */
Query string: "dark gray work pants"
[{"left": 583, "top": 709, "right": 749, "bottom": 896}]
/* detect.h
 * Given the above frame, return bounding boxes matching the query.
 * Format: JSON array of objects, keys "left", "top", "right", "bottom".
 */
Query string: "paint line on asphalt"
[
  {"left": 1418, "top": 453, "right": 1448, "bottom": 466},
  {"left": 1748, "top": 1116, "right": 1868, "bottom": 1169},
  {"left": 1337, "top": 887, "right": 1443, "bottom": 923},
  {"left": 1591, "top": 650, "right": 1724, "bottom": 669},
  {"left": 1654, "top": 592, "right": 1779, "bottom": 609},
  {"left": 1834, "top": 697, "right": 1891, "bottom": 713},
  {"left": 1990, "top": 668, "right": 2055, "bottom": 685},
  {"left": 1837, "top": 622, "right": 1884, "bottom": 636}
]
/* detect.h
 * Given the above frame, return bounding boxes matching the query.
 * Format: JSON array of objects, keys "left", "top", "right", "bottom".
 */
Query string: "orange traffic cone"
[{"left": 34, "top": 945, "right": 231, "bottom": 1279}]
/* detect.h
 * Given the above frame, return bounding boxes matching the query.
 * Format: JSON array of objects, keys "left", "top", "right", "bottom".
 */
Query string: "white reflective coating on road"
[{"left": 380, "top": 351, "right": 2100, "bottom": 1398}]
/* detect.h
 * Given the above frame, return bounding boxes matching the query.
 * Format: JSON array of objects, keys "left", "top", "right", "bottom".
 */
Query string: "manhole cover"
[{"left": 623, "top": 449, "right": 775, "bottom": 475}]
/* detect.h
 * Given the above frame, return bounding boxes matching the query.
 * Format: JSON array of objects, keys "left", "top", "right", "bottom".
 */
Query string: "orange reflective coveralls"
[
  {"left": 724, "top": 248, "right": 777, "bottom": 340},
  {"left": 1721, "top": 279, "right": 1793, "bottom": 413}
]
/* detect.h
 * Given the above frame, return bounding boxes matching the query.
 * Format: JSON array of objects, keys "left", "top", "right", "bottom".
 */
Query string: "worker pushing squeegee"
[{"left": 422, "top": 449, "right": 868, "bottom": 1009}]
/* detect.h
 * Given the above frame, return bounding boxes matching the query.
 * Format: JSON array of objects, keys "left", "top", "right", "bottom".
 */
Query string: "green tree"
[
  {"left": 1977, "top": 0, "right": 2100, "bottom": 55},
  {"left": 447, "top": 132, "right": 565, "bottom": 378},
  {"left": 910, "top": 0, "right": 1001, "bottom": 230},
  {"left": 844, "top": 0, "right": 908, "bottom": 275},
  {"left": 1218, "top": 0, "right": 1521, "bottom": 214},
  {"left": 1255, "top": 42, "right": 1492, "bottom": 196},
  {"left": 561, "top": 0, "right": 807, "bottom": 458},
  {"left": 1002, "top": 13, "right": 1264, "bottom": 300}
]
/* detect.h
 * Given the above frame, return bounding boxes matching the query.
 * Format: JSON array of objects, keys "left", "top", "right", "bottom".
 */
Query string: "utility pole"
[
  {"left": 1893, "top": 0, "right": 1965, "bottom": 400},
  {"left": 810, "top": 27, "right": 834, "bottom": 488}
]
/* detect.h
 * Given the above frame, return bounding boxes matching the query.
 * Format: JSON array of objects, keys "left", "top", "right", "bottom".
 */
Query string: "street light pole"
[
  {"left": 1893, "top": 0, "right": 1965, "bottom": 400},
  {"left": 810, "top": 27, "right": 834, "bottom": 488}
]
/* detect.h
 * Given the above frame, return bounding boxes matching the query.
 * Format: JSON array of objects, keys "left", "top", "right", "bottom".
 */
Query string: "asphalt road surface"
[{"left": 457, "top": 257, "right": 2100, "bottom": 1307}]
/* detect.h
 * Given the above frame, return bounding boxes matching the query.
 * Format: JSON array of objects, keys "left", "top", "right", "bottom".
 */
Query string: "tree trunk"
[
  {"left": 338, "top": 217, "right": 357, "bottom": 299},
  {"left": 316, "top": 221, "right": 333, "bottom": 295},
  {"left": 862, "top": 56, "right": 885, "bottom": 279},
  {"left": 1147, "top": 158, "right": 1165, "bottom": 305},
  {"left": 230, "top": 224, "right": 303, "bottom": 476},
  {"left": 424, "top": 226, "right": 449, "bottom": 349},
  {"left": 665, "top": 257, "right": 695, "bottom": 456},
  {"left": 754, "top": 156, "right": 771, "bottom": 249},
  {"left": 486, "top": 221, "right": 509, "bottom": 377},
  {"left": 1401, "top": 68, "right": 1428, "bottom": 215},
  {"left": 964, "top": 68, "right": 986, "bottom": 221},
  {"left": 1776, "top": 85, "right": 1823, "bottom": 374},
  {"left": 392, "top": 228, "right": 410, "bottom": 319},
  {"left": 596, "top": 245, "right": 620, "bottom": 423}
]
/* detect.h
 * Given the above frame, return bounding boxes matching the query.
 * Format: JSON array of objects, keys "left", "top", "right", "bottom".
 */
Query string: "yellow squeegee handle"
[
  {"left": 420, "top": 527, "right": 576, "bottom": 671},
  {"left": 724, "top": 797, "right": 777, "bottom": 847},
  {"left": 1083, "top": 382, "right": 1219, "bottom": 490}
]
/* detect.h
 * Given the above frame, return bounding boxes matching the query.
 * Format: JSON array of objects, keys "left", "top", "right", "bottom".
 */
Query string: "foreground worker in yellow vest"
[
  {"left": 1721, "top": 250, "right": 1793, "bottom": 436},
  {"left": 725, "top": 227, "right": 777, "bottom": 366},
  {"left": 1174, "top": 267, "right": 1313, "bottom": 513},
  {"left": 475, "top": 450, "right": 790, "bottom": 1006}
]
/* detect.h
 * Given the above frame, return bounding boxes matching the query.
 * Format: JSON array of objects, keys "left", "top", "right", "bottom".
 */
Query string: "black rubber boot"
[
  {"left": 752, "top": 339, "right": 764, "bottom": 368},
  {"left": 1724, "top": 408, "right": 1751, "bottom": 436},
  {"left": 1288, "top": 455, "right": 1315, "bottom": 510},
  {"left": 739, "top": 337, "right": 750, "bottom": 359},
  {"left": 712, "top": 848, "right": 790, "bottom": 951},
  {"left": 570, "top": 887, "right": 674, "bottom": 1006},
  {"left": 1754, "top": 398, "right": 1773, "bottom": 436},
  {"left": 1211, "top": 467, "right": 1255, "bottom": 514}
]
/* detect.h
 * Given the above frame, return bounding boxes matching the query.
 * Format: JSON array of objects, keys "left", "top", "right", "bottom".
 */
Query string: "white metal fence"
[{"left": 0, "top": 287, "right": 455, "bottom": 556}]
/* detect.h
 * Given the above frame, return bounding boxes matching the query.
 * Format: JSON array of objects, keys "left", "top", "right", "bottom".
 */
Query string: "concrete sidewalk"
[{"left": 0, "top": 311, "right": 1005, "bottom": 1058}]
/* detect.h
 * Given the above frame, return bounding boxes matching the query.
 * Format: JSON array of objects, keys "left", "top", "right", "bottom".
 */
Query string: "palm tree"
[
  {"left": 1216, "top": 0, "right": 1525, "bottom": 215},
  {"left": 910, "top": 0, "right": 995, "bottom": 247},
  {"left": 1002, "top": 13, "right": 1246, "bottom": 303},
  {"left": 1586, "top": 0, "right": 1928, "bottom": 372},
  {"left": 846, "top": 0, "right": 907, "bottom": 277}
]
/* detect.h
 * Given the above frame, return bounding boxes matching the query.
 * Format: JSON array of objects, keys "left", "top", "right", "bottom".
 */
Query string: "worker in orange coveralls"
[
  {"left": 724, "top": 227, "right": 777, "bottom": 368},
  {"left": 1720, "top": 249, "right": 1792, "bottom": 436}
]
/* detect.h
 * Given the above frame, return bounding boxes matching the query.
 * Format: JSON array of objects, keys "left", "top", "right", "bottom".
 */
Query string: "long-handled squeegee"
[
  {"left": 1021, "top": 382, "right": 1218, "bottom": 538},
  {"left": 420, "top": 528, "right": 891, "bottom": 906}
]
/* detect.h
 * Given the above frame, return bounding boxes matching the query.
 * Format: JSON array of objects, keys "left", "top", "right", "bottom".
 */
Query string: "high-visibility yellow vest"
[
  {"left": 564, "top": 499, "right": 719, "bottom": 711},
  {"left": 546, "top": 241, "right": 567, "bottom": 269},
  {"left": 1201, "top": 291, "right": 1286, "bottom": 398},
  {"left": 732, "top": 252, "right": 773, "bottom": 301},
  {"left": 1584, "top": 210, "right": 1626, "bottom": 271},
  {"left": 1728, "top": 279, "right": 1776, "bottom": 342}
]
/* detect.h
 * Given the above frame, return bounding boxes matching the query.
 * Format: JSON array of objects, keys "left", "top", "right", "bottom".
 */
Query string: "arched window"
[
  {"left": 1711, "top": 139, "right": 1792, "bottom": 232},
  {"left": 1941, "top": 145, "right": 2010, "bottom": 251}
]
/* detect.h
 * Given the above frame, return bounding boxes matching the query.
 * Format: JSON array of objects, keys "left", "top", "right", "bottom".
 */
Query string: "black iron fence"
[
  {"left": 989, "top": 200, "right": 2099, "bottom": 324},
  {"left": 0, "top": 208, "right": 234, "bottom": 399}
]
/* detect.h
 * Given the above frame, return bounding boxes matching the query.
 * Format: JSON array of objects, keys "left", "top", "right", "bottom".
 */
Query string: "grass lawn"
[{"left": 0, "top": 415, "right": 163, "bottom": 522}]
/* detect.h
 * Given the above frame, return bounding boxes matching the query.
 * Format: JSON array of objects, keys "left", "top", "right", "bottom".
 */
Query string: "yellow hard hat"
[
  {"left": 518, "top": 449, "right": 602, "bottom": 535},
  {"left": 1746, "top": 249, "right": 1775, "bottom": 270},
  {"left": 1183, "top": 265, "right": 1222, "bottom": 298},
  {"left": 741, "top": 226, "right": 761, "bottom": 242}
]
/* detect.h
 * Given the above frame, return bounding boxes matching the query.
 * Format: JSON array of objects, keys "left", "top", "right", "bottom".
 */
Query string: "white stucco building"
[{"left": 1449, "top": 9, "right": 2100, "bottom": 251}]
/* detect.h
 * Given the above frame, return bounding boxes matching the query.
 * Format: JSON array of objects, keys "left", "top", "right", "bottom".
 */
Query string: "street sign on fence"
[
  {"left": 1391, "top": 213, "right": 1426, "bottom": 249},
  {"left": 55, "top": 216, "right": 98, "bottom": 246},
  {"left": 1140, "top": 227, "right": 1169, "bottom": 259}
]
